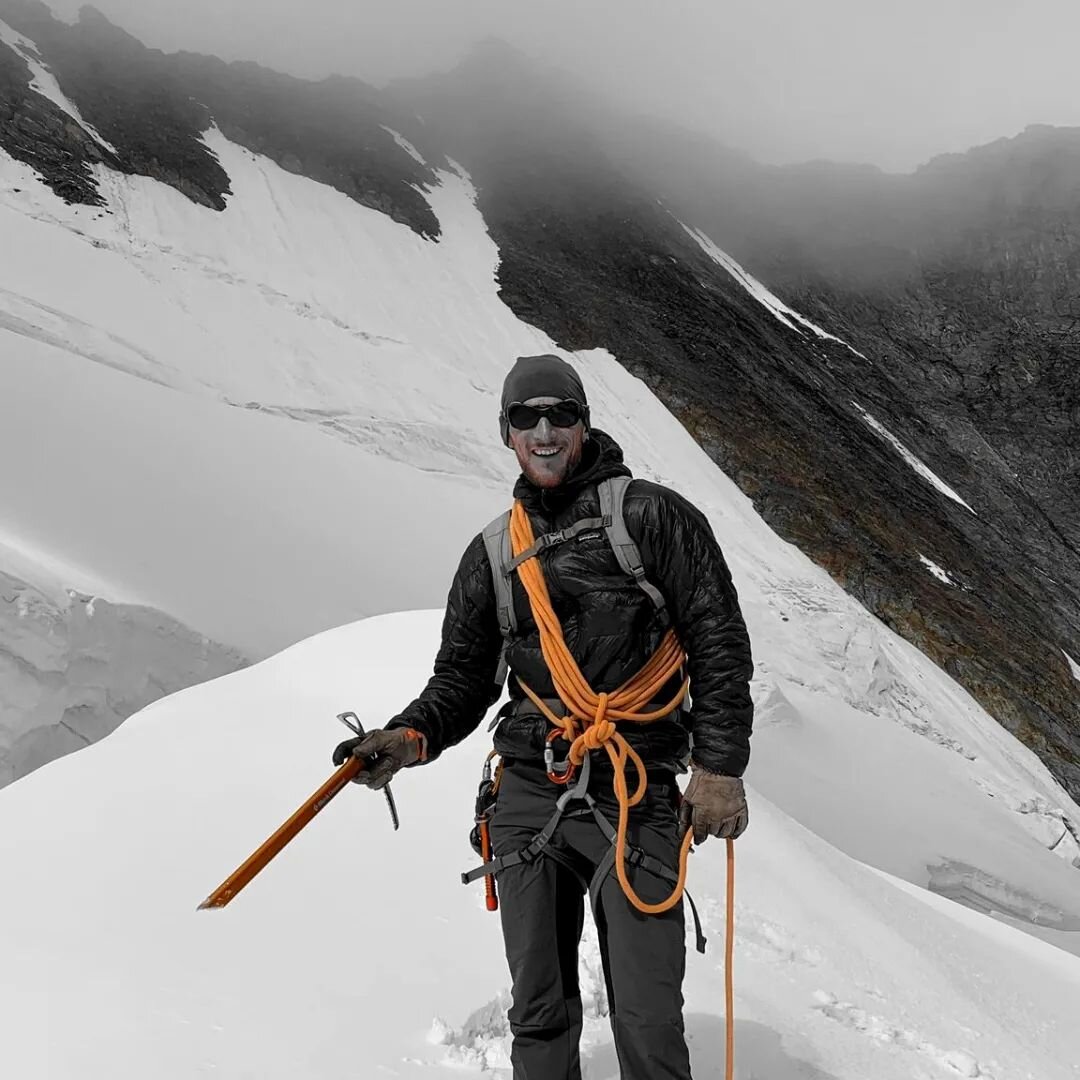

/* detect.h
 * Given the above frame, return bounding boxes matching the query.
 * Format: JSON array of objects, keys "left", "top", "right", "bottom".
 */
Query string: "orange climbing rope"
[
  {"left": 510, "top": 500, "right": 690, "bottom": 913},
  {"left": 725, "top": 836, "right": 735, "bottom": 1079},
  {"left": 509, "top": 499, "right": 736, "bottom": 1078}
]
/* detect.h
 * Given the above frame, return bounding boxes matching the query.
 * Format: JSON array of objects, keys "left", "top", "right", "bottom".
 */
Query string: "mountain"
[
  {"left": 1, "top": 6, "right": 1078, "bottom": 807},
  {"left": 391, "top": 46, "right": 1080, "bottom": 802}
]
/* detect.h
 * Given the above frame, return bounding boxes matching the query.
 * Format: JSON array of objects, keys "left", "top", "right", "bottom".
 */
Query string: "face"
[{"left": 507, "top": 395, "right": 588, "bottom": 489}]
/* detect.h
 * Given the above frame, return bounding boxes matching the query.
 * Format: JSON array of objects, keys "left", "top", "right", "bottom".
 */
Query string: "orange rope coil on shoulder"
[{"left": 509, "top": 500, "right": 693, "bottom": 915}]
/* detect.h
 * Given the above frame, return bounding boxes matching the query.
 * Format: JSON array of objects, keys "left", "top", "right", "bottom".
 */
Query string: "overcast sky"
[{"left": 49, "top": 0, "right": 1080, "bottom": 172}]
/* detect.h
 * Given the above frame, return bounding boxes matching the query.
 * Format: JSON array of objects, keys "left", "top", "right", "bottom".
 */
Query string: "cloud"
[{"left": 42, "top": 0, "right": 1080, "bottom": 171}]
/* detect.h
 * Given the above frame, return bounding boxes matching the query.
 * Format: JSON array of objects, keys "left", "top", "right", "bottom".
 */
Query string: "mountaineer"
[{"left": 334, "top": 353, "right": 753, "bottom": 1080}]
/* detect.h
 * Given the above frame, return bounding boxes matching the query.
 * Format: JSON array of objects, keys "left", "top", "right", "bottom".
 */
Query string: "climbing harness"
[
  {"left": 464, "top": 752, "right": 708, "bottom": 952},
  {"left": 466, "top": 478, "right": 695, "bottom": 932}
]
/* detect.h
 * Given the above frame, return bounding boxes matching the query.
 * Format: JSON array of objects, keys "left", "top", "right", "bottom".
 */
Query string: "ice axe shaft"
[{"left": 197, "top": 756, "right": 363, "bottom": 910}]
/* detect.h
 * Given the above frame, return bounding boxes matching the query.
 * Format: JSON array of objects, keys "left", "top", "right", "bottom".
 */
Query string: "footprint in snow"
[{"left": 811, "top": 990, "right": 995, "bottom": 1078}]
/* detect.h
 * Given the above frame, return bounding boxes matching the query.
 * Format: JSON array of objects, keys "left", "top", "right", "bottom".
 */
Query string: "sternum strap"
[{"left": 507, "top": 515, "right": 609, "bottom": 571}]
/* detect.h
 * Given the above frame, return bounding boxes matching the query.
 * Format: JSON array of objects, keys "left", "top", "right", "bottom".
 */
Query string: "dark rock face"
[
  {"left": 394, "top": 59, "right": 1080, "bottom": 801},
  {"left": 1, "top": 0, "right": 232, "bottom": 208},
  {"left": 482, "top": 169, "right": 1079, "bottom": 799},
  {"left": 718, "top": 129, "right": 1080, "bottom": 796},
  {"left": 0, "top": 31, "right": 112, "bottom": 204},
  {"left": 0, "top": 0, "right": 442, "bottom": 232}
]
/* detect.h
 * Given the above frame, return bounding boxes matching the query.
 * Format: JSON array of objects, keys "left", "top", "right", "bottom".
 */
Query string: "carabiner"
[{"left": 544, "top": 728, "right": 576, "bottom": 785}]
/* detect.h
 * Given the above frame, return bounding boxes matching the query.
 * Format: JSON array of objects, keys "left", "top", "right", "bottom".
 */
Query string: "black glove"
[
  {"left": 332, "top": 726, "right": 426, "bottom": 790},
  {"left": 679, "top": 768, "right": 749, "bottom": 843}
]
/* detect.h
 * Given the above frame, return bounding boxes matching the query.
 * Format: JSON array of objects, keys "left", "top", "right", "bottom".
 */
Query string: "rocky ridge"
[
  {"left": 0, "top": 0, "right": 441, "bottom": 231},
  {"left": 392, "top": 46, "right": 1080, "bottom": 799}
]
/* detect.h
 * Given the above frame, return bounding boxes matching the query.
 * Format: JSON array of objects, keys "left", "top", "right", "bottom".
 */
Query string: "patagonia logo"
[{"left": 577, "top": 530, "right": 605, "bottom": 543}]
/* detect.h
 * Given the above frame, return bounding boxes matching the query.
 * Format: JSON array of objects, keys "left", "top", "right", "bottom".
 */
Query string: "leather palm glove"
[
  {"left": 679, "top": 768, "right": 749, "bottom": 843},
  {"left": 332, "top": 727, "right": 427, "bottom": 790}
]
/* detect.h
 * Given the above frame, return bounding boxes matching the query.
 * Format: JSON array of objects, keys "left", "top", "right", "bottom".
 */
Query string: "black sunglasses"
[{"left": 505, "top": 400, "right": 588, "bottom": 431}]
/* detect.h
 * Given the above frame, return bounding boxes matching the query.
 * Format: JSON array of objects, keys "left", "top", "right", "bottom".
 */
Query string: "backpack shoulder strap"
[
  {"left": 598, "top": 477, "right": 668, "bottom": 617},
  {"left": 481, "top": 510, "right": 516, "bottom": 688}
]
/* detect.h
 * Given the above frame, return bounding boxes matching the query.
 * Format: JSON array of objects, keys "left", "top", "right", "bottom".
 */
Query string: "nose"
[{"left": 534, "top": 416, "right": 554, "bottom": 439}]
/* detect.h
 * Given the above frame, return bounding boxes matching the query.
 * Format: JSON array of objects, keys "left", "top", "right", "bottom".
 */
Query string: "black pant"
[{"left": 489, "top": 762, "right": 692, "bottom": 1080}]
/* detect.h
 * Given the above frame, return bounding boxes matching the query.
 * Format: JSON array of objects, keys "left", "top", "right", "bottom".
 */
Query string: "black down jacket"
[{"left": 388, "top": 430, "right": 754, "bottom": 776}]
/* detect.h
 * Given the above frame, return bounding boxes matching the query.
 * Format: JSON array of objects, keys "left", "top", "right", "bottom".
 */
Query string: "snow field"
[{"left": 1, "top": 612, "right": 1078, "bottom": 1080}]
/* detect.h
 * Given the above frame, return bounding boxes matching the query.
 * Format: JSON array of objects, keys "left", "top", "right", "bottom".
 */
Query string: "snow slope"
[
  {"left": 1, "top": 612, "right": 1078, "bottom": 1080},
  {"left": 0, "top": 125, "right": 559, "bottom": 655},
  {"left": 1, "top": 99, "right": 559, "bottom": 776}
]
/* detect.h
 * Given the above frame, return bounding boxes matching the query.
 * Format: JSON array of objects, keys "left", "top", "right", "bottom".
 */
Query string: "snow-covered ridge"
[
  {"left": 0, "top": 18, "right": 116, "bottom": 153},
  {"left": 853, "top": 401, "right": 976, "bottom": 514},
  {"left": 381, "top": 124, "right": 427, "bottom": 165},
  {"left": 682, "top": 222, "right": 868, "bottom": 358}
]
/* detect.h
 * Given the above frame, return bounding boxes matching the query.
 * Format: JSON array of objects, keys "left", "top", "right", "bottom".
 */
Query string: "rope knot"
[{"left": 581, "top": 718, "right": 616, "bottom": 750}]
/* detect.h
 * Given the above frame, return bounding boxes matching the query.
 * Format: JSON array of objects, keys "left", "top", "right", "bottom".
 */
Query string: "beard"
[{"left": 511, "top": 425, "right": 587, "bottom": 489}]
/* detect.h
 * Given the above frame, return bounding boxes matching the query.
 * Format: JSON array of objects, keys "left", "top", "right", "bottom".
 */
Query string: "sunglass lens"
[
  {"left": 506, "top": 401, "right": 585, "bottom": 430},
  {"left": 547, "top": 402, "right": 583, "bottom": 427},
  {"left": 507, "top": 404, "right": 543, "bottom": 429}
]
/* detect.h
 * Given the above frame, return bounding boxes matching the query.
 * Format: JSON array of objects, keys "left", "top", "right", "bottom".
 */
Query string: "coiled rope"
[{"left": 510, "top": 499, "right": 692, "bottom": 913}]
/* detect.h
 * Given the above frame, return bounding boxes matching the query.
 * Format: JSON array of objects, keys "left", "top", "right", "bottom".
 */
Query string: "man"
[{"left": 334, "top": 354, "right": 753, "bottom": 1080}]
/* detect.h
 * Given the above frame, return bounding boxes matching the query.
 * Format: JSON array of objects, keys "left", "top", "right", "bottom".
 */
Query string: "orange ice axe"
[{"left": 198, "top": 712, "right": 398, "bottom": 910}]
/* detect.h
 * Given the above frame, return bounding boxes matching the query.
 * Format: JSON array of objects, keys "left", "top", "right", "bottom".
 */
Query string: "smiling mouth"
[{"left": 532, "top": 447, "right": 562, "bottom": 458}]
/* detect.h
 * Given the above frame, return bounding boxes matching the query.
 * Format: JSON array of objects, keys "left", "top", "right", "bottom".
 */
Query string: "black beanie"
[{"left": 499, "top": 354, "right": 589, "bottom": 445}]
